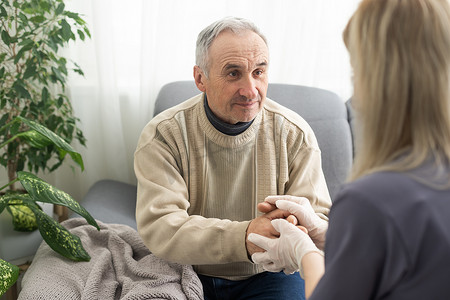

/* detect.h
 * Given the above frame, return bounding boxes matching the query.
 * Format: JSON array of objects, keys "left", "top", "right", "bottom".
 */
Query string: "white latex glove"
[
  {"left": 248, "top": 219, "right": 322, "bottom": 277},
  {"left": 265, "top": 196, "right": 328, "bottom": 250}
]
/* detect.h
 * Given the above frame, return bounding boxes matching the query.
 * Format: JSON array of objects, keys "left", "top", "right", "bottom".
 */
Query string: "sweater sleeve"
[
  {"left": 134, "top": 137, "right": 250, "bottom": 265},
  {"left": 285, "top": 140, "right": 332, "bottom": 221},
  {"left": 265, "top": 99, "right": 331, "bottom": 220}
]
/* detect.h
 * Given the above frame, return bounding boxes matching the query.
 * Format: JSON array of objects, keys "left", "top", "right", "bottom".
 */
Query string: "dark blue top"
[
  {"left": 204, "top": 96, "right": 253, "bottom": 136},
  {"left": 310, "top": 161, "right": 450, "bottom": 300}
]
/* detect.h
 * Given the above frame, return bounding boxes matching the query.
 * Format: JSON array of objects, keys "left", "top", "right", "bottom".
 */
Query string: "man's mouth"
[
  {"left": 233, "top": 98, "right": 260, "bottom": 108},
  {"left": 236, "top": 101, "right": 257, "bottom": 108}
]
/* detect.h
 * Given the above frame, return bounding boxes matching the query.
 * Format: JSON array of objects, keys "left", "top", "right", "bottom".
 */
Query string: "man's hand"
[
  {"left": 262, "top": 195, "right": 328, "bottom": 249},
  {"left": 246, "top": 208, "right": 293, "bottom": 257}
]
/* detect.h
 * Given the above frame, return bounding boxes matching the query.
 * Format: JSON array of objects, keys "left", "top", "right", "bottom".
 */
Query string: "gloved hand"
[
  {"left": 248, "top": 219, "right": 322, "bottom": 277},
  {"left": 264, "top": 195, "right": 328, "bottom": 250}
]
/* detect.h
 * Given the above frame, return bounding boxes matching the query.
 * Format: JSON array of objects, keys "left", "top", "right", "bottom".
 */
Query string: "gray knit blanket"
[{"left": 18, "top": 218, "right": 204, "bottom": 300}]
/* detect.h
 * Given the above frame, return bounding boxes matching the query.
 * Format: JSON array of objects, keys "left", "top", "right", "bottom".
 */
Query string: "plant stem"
[
  {"left": 7, "top": 141, "right": 18, "bottom": 190},
  {"left": 0, "top": 134, "right": 19, "bottom": 149},
  {"left": 0, "top": 117, "right": 17, "bottom": 133},
  {"left": 0, "top": 178, "right": 19, "bottom": 192}
]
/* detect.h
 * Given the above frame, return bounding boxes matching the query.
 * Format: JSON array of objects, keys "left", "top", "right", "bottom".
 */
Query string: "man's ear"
[{"left": 193, "top": 65, "right": 207, "bottom": 92}]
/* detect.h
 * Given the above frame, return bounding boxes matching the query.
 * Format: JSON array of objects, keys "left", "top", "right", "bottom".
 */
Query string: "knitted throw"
[{"left": 18, "top": 218, "right": 204, "bottom": 300}]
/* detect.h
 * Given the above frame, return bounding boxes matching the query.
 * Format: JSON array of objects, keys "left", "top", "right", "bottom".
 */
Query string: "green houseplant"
[
  {"left": 0, "top": 0, "right": 97, "bottom": 296},
  {"left": 0, "top": 0, "right": 90, "bottom": 186},
  {"left": 0, "top": 117, "right": 100, "bottom": 296}
]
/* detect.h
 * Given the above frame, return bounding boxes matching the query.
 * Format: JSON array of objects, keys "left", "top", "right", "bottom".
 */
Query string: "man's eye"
[
  {"left": 229, "top": 71, "right": 238, "bottom": 77},
  {"left": 254, "top": 70, "right": 263, "bottom": 76}
]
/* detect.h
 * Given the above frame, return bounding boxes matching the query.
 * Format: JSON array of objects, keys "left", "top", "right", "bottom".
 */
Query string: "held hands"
[
  {"left": 246, "top": 195, "right": 328, "bottom": 275},
  {"left": 246, "top": 208, "right": 294, "bottom": 256},
  {"left": 260, "top": 195, "right": 328, "bottom": 250},
  {"left": 248, "top": 219, "right": 322, "bottom": 277}
]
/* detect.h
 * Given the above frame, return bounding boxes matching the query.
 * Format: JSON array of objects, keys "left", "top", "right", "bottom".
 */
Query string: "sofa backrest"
[{"left": 154, "top": 81, "right": 353, "bottom": 201}]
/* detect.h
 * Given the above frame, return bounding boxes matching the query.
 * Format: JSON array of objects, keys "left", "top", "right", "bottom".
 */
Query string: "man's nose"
[{"left": 238, "top": 76, "right": 258, "bottom": 100}]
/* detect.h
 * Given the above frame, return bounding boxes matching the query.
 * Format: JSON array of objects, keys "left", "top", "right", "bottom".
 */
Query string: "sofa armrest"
[{"left": 71, "top": 180, "right": 137, "bottom": 229}]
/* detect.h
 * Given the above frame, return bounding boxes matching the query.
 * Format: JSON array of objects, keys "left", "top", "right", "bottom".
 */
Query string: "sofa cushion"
[{"left": 75, "top": 180, "right": 137, "bottom": 229}]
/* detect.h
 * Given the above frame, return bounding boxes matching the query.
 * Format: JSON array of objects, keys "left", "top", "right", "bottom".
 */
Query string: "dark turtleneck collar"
[{"left": 204, "top": 95, "right": 254, "bottom": 136}]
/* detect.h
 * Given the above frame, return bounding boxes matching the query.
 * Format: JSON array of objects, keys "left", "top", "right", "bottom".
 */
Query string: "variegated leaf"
[
  {"left": 17, "top": 130, "right": 52, "bottom": 148},
  {"left": 0, "top": 197, "right": 6, "bottom": 214},
  {"left": 17, "top": 171, "right": 99, "bottom": 231},
  {"left": 0, "top": 193, "right": 38, "bottom": 231},
  {"left": 0, "top": 259, "right": 19, "bottom": 297},
  {"left": 30, "top": 206, "right": 91, "bottom": 262},
  {"left": 6, "top": 204, "right": 38, "bottom": 232},
  {"left": 16, "top": 116, "right": 84, "bottom": 170}
]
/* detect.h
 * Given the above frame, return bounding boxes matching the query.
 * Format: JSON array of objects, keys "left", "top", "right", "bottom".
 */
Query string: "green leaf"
[
  {"left": 60, "top": 19, "right": 71, "bottom": 41},
  {"left": 84, "top": 27, "right": 91, "bottom": 39},
  {"left": 51, "top": 66, "right": 65, "bottom": 84},
  {"left": 22, "top": 7, "right": 35, "bottom": 15},
  {"left": 55, "top": 2, "right": 65, "bottom": 15},
  {"left": 30, "top": 15, "right": 45, "bottom": 23},
  {"left": 17, "top": 130, "right": 53, "bottom": 148},
  {"left": 0, "top": 192, "right": 38, "bottom": 231},
  {"left": 1, "top": 30, "right": 11, "bottom": 45},
  {"left": 41, "top": 86, "right": 49, "bottom": 102},
  {"left": 7, "top": 204, "right": 38, "bottom": 232},
  {"left": 29, "top": 206, "right": 91, "bottom": 261},
  {"left": 73, "top": 68, "right": 84, "bottom": 76},
  {"left": 0, "top": 197, "right": 6, "bottom": 214},
  {"left": 39, "top": 0, "right": 50, "bottom": 12},
  {"left": 76, "top": 29, "right": 85, "bottom": 41},
  {"left": 19, "top": 38, "right": 34, "bottom": 47},
  {"left": 0, "top": 192, "right": 31, "bottom": 210},
  {"left": 0, "top": 115, "right": 8, "bottom": 129},
  {"left": 14, "top": 43, "right": 33, "bottom": 64},
  {"left": 0, "top": 259, "right": 19, "bottom": 297},
  {"left": 12, "top": 81, "right": 31, "bottom": 99},
  {"left": 58, "top": 61, "right": 68, "bottom": 75},
  {"left": 75, "top": 17, "right": 87, "bottom": 26},
  {"left": 57, "top": 96, "right": 64, "bottom": 108},
  {"left": 16, "top": 116, "right": 84, "bottom": 170},
  {"left": 10, "top": 119, "right": 21, "bottom": 135},
  {"left": 17, "top": 12, "right": 28, "bottom": 24},
  {"left": 65, "top": 11, "right": 79, "bottom": 20},
  {"left": 17, "top": 171, "right": 99, "bottom": 230},
  {"left": 46, "top": 37, "right": 58, "bottom": 52},
  {"left": 72, "top": 62, "right": 85, "bottom": 76},
  {"left": 0, "top": 5, "right": 7, "bottom": 18},
  {"left": 23, "top": 64, "right": 37, "bottom": 79}
]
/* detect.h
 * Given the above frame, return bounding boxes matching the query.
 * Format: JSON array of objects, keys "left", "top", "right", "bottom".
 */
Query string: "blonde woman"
[{"left": 249, "top": 0, "right": 450, "bottom": 298}]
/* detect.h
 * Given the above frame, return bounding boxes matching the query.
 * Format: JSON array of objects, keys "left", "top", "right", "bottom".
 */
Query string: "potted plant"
[
  {"left": 0, "top": 117, "right": 99, "bottom": 297},
  {"left": 0, "top": 0, "right": 90, "bottom": 186},
  {"left": 0, "top": 0, "right": 97, "bottom": 296}
]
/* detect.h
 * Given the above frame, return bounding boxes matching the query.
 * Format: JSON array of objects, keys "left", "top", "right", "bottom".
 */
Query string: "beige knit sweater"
[{"left": 135, "top": 93, "right": 331, "bottom": 280}]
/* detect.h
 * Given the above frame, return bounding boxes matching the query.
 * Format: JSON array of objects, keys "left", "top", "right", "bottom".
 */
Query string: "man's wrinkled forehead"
[{"left": 208, "top": 30, "right": 269, "bottom": 69}]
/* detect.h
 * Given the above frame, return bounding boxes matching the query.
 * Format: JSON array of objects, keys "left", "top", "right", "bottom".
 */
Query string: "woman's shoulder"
[
  {"left": 332, "top": 171, "right": 419, "bottom": 217},
  {"left": 333, "top": 167, "right": 450, "bottom": 221},
  {"left": 336, "top": 171, "right": 406, "bottom": 200}
]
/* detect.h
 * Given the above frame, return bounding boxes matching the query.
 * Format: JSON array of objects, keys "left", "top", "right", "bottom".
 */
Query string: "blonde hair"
[{"left": 344, "top": 0, "right": 450, "bottom": 181}]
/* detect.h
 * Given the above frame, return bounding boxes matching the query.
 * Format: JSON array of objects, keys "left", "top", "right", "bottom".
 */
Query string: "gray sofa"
[{"left": 77, "top": 81, "right": 354, "bottom": 229}]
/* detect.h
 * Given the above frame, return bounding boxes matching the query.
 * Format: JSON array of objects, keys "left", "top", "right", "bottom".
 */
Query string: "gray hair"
[{"left": 195, "top": 17, "right": 268, "bottom": 77}]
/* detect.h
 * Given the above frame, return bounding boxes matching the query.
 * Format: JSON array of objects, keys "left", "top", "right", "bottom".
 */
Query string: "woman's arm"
[{"left": 302, "top": 252, "right": 325, "bottom": 298}]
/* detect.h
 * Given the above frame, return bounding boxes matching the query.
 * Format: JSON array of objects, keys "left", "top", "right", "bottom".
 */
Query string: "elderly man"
[{"left": 134, "top": 17, "right": 331, "bottom": 300}]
